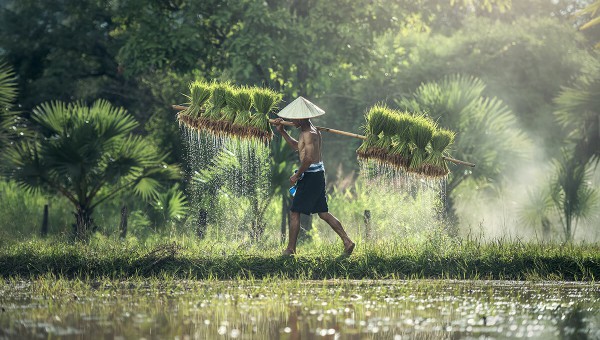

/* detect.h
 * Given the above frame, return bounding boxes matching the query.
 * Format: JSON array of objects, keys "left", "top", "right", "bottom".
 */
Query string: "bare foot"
[
  {"left": 282, "top": 249, "right": 295, "bottom": 256},
  {"left": 343, "top": 242, "right": 355, "bottom": 256}
]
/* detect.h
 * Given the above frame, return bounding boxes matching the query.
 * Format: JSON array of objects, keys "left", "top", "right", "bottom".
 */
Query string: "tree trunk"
[
  {"left": 541, "top": 216, "right": 551, "bottom": 240},
  {"left": 40, "top": 204, "right": 49, "bottom": 237},
  {"left": 119, "top": 205, "right": 128, "bottom": 239},
  {"left": 565, "top": 209, "right": 572, "bottom": 242},
  {"left": 74, "top": 206, "right": 94, "bottom": 241},
  {"left": 364, "top": 209, "right": 371, "bottom": 241}
]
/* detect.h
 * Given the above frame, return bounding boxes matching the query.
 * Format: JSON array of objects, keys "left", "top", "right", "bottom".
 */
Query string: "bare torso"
[{"left": 298, "top": 126, "right": 322, "bottom": 164}]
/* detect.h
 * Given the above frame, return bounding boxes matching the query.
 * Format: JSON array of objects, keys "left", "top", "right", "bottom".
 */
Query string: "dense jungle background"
[{"left": 0, "top": 0, "right": 599, "bottom": 246}]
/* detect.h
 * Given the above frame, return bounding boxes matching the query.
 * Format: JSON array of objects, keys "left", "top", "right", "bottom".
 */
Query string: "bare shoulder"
[{"left": 302, "top": 129, "right": 319, "bottom": 143}]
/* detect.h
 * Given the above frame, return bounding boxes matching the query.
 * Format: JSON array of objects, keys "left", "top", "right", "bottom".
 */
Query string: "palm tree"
[
  {"left": 550, "top": 153, "right": 598, "bottom": 241},
  {"left": 397, "top": 75, "right": 529, "bottom": 224},
  {"left": 0, "top": 61, "right": 18, "bottom": 153},
  {"left": 554, "top": 73, "right": 600, "bottom": 165},
  {"left": 3, "top": 100, "right": 179, "bottom": 240},
  {"left": 520, "top": 73, "right": 599, "bottom": 241},
  {"left": 578, "top": 0, "right": 600, "bottom": 48}
]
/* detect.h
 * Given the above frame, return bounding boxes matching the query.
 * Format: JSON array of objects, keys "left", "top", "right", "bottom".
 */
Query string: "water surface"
[{"left": 1, "top": 279, "right": 599, "bottom": 339}]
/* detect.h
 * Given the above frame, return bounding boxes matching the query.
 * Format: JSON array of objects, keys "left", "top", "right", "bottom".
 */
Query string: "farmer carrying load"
[{"left": 273, "top": 97, "right": 355, "bottom": 256}]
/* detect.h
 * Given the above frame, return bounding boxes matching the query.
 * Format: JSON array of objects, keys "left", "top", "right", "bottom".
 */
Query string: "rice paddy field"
[
  {"left": 1, "top": 238, "right": 600, "bottom": 338},
  {"left": 1, "top": 278, "right": 599, "bottom": 339}
]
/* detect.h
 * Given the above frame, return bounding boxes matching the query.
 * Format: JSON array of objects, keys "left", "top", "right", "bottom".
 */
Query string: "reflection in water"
[
  {"left": 558, "top": 304, "right": 590, "bottom": 340},
  {"left": 0, "top": 280, "right": 599, "bottom": 339}
]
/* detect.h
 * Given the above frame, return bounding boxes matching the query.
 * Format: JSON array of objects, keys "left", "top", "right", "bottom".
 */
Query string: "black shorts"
[{"left": 290, "top": 171, "right": 328, "bottom": 215}]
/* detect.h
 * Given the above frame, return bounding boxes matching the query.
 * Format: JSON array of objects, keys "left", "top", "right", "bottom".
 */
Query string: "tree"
[
  {"left": 0, "top": 61, "right": 18, "bottom": 153},
  {"left": 2, "top": 100, "right": 179, "bottom": 240},
  {"left": 550, "top": 154, "right": 598, "bottom": 241},
  {"left": 0, "top": 0, "right": 124, "bottom": 109},
  {"left": 578, "top": 0, "right": 600, "bottom": 48},
  {"left": 554, "top": 71, "right": 600, "bottom": 165}
]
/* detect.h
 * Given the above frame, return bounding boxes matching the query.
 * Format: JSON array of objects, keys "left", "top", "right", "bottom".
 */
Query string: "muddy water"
[{"left": 1, "top": 280, "right": 599, "bottom": 339}]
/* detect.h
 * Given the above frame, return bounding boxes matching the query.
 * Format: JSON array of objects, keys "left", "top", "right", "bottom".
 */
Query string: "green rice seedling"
[
  {"left": 249, "top": 87, "right": 282, "bottom": 141},
  {"left": 365, "top": 104, "right": 388, "bottom": 137},
  {"left": 232, "top": 97, "right": 253, "bottom": 136},
  {"left": 205, "top": 82, "right": 230, "bottom": 124},
  {"left": 219, "top": 87, "right": 245, "bottom": 134},
  {"left": 424, "top": 128, "right": 455, "bottom": 177},
  {"left": 178, "top": 80, "right": 213, "bottom": 131},
  {"left": 185, "top": 80, "right": 212, "bottom": 118},
  {"left": 357, "top": 105, "right": 388, "bottom": 159},
  {"left": 227, "top": 87, "right": 253, "bottom": 136},
  {"left": 408, "top": 115, "right": 435, "bottom": 170},
  {"left": 372, "top": 108, "right": 400, "bottom": 162},
  {"left": 389, "top": 113, "right": 414, "bottom": 169}
]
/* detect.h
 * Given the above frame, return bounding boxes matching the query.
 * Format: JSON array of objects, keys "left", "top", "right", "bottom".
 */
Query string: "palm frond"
[{"left": 0, "top": 61, "right": 17, "bottom": 110}]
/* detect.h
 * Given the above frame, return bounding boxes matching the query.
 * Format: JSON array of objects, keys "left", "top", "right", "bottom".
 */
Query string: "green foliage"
[
  {"left": 0, "top": 61, "right": 18, "bottom": 154},
  {"left": 0, "top": 181, "right": 73, "bottom": 237},
  {"left": 550, "top": 154, "right": 599, "bottom": 241},
  {"left": 146, "top": 184, "right": 189, "bottom": 230},
  {"left": 579, "top": 0, "right": 600, "bottom": 32},
  {"left": 554, "top": 71, "right": 600, "bottom": 164},
  {"left": 520, "top": 155, "right": 599, "bottom": 242},
  {"left": 2, "top": 100, "right": 180, "bottom": 239}
]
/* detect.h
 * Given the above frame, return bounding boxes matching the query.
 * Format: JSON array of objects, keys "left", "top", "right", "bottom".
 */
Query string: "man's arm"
[{"left": 273, "top": 118, "right": 298, "bottom": 150}]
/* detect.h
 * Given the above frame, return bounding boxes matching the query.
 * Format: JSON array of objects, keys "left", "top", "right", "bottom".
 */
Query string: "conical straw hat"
[{"left": 277, "top": 96, "right": 325, "bottom": 119}]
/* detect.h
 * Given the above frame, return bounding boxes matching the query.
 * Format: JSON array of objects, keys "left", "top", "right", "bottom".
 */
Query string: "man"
[{"left": 273, "top": 96, "right": 355, "bottom": 256}]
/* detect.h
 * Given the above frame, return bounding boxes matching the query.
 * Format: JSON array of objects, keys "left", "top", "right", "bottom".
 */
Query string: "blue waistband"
[{"left": 305, "top": 161, "right": 325, "bottom": 173}]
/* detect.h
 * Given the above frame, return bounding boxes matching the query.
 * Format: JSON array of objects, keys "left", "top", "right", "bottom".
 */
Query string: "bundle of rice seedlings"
[
  {"left": 186, "top": 80, "right": 212, "bottom": 118},
  {"left": 227, "top": 86, "right": 253, "bottom": 136},
  {"left": 408, "top": 115, "right": 435, "bottom": 170},
  {"left": 178, "top": 80, "right": 212, "bottom": 130},
  {"left": 248, "top": 87, "right": 281, "bottom": 141},
  {"left": 365, "top": 104, "right": 388, "bottom": 136},
  {"left": 209, "top": 86, "right": 235, "bottom": 134},
  {"left": 357, "top": 105, "right": 388, "bottom": 159},
  {"left": 388, "top": 113, "right": 414, "bottom": 169},
  {"left": 232, "top": 92, "right": 253, "bottom": 137},
  {"left": 205, "top": 82, "right": 230, "bottom": 125},
  {"left": 423, "top": 128, "right": 455, "bottom": 177}
]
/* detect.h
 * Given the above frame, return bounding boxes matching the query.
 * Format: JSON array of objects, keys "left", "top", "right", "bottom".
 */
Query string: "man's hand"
[
  {"left": 273, "top": 118, "right": 286, "bottom": 133},
  {"left": 290, "top": 173, "right": 300, "bottom": 185}
]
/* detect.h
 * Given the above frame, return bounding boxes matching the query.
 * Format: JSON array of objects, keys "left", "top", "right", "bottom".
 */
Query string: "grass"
[{"left": 1, "top": 235, "right": 599, "bottom": 281}]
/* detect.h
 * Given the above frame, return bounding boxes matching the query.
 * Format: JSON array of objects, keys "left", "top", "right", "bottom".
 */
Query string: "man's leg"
[
  {"left": 318, "top": 212, "right": 355, "bottom": 254},
  {"left": 284, "top": 211, "right": 301, "bottom": 255}
]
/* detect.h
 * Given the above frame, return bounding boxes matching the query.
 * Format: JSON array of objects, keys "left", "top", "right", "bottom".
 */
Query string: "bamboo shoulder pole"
[{"left": 173, "top": 105, "right": 476, "bottom": 167}]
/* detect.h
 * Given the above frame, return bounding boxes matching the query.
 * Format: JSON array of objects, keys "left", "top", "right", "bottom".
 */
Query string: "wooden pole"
[
  {"left": 173, "top": 105, "right": 476, "bottom": 167},
  {"left": 41, "top": 204, "right": 49, "bottom": 237},
  {"left": 119, "top": 205, "right": 128, "bottom": 239}
]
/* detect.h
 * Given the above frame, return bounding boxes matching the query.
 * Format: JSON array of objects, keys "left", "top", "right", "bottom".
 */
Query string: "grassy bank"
[{"left": 1, "top": 235, "right": 599, "bottom": 280}]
